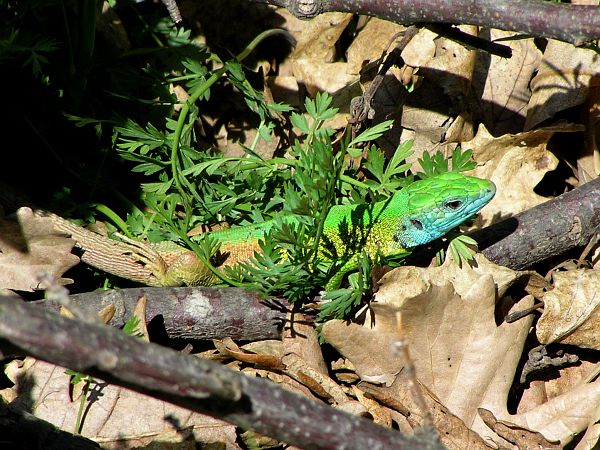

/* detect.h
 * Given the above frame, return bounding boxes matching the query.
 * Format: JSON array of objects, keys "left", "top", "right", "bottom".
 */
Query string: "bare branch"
[
  {"left": 472, "top": 178, "right": 600, "bottom": 270},
  {"left": 37, "top": 287, "right": 290, "bottom": 342},
  {"left": 260, "top": 0, "right": 600, "bottom": 46}
]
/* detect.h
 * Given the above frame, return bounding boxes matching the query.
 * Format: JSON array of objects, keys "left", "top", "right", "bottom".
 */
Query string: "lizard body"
[{"left": 40, "top": 172, "right": 495, "bottom": 289}]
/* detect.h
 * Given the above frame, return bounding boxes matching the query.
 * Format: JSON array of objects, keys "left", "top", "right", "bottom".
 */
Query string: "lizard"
[{"left": 29, "top": 171, "right": 495, "bottom": 290}]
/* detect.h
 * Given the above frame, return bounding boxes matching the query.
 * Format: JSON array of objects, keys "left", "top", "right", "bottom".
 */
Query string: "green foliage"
[
  {"left": 65, "top": 369, "right": 96, "bottom": 434},
  {"left": 123, "top": 316, "right": 144, "bottom": 338},
  {"left": 436, "top": 233, "right": 480, "bottom": 267},
  {"left": 362, "top": 140, "right": 413, "bottom": 192},
  {"left": 418, "top": 146, "right": 476, "bottom": 177},
  {"left": 0, "top": 29, "right": 58, "bottom": 77}
]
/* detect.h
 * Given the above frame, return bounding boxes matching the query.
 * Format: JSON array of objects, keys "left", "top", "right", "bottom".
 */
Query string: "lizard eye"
[
  {"left": 443, "top": 199, "right": 463, "bottom": 210},
  {"left": 410, "top": 219, "right": 423, "bottom": 230}
]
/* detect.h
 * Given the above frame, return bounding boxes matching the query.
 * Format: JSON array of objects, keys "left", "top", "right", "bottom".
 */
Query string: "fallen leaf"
[
  {"left": 291, "top": 12, "right": 355, "bottom": 97},
  {"left": 0, "top": 207, "right": 79, "bottom": 291},
  {"left": 323, "top": 253, "right": 536, "bottom": 446},
  {"left": 346, "top": 18, "right": 406, "bottom": 76},
  {"left": 9, "top": 358, "right": 240, "bottom": 449},
  {"left": 283, "top": 312, "right": 328, "bottom": 375},
  {"left": 537, "top": 269, "right": 600, "bottom": 349},
  {"left": 510, "top": 380, "right": 600, "bottom": 446},
  {"left": 525, "top": 39, "right": 600, "bottom": 131},
  {"left": 478, "top": 408, "right": 561, "bottom": 449},
  {"left": 359, "top": 378, "right": 491, "bottom": 450},
  {"left": 465, "top": 124, "right": 585, "bottom": 223},
  {"left": 402, "top": 27, "right": 478, "bottom": 163},
  {"left": 471, "top": 30, "right": 542, "bottom": 135}
]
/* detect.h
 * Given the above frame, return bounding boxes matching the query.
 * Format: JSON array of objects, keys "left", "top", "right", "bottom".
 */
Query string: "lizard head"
[{"left": 392, "top": 172, "right": 496, "bottom": 248}]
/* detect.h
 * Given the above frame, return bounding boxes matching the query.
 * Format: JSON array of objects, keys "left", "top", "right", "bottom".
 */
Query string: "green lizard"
[{"left": 40, "top": 171, "right": 495, "bottom": 290}]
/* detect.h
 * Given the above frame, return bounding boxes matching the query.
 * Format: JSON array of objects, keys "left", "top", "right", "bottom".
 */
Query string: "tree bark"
[
  {"left": 37, "top": 287, "right": 290, "bottom": 342},
  {"left": 256, "top": 0, "right": 600, "bottom": 46},
  {"left": 473, "top": 178, "right": 600, "bottom": 270}
]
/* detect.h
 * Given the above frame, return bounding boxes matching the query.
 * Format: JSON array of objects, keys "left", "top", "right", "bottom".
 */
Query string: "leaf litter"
[{"left": 3, "top": 3, "right": 600, "bottom": 449}]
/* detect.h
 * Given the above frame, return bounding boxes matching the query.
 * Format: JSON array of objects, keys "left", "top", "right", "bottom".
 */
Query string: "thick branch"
[
  {"left": 263, "top": 0, "right": 600, "bottom": 46},
  {"left": 38, "top": 287, "right": 289, "bottom": 342},
  {"left": 0, "top": 296, "right": 444, "bottom": 450},
  {"left": 472, "top": 178, "right": 600, "bottom": 270}
]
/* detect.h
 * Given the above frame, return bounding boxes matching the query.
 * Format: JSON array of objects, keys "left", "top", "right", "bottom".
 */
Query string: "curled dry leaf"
[
  {"left": 282, "top": 312, "right": 328, "bottom": 375},
  {"left": 573, "top": 410, "right": 600, "bottom": 450},
  {"left": 215, "top": 337, "right": 284, "bottom": 370},
  {"left": 281, "top": 352, "right": 349, "bottom": 404},
  {"left": 401, "top": 27, "right": 478, "bottom": 161},
  {"left": 290, "top": 12, "right": 355, "bottom": 99},
  {"left": 537, "top": 269, "right": 600, "bottom": 350},
  {"left": 0, "top": 207, "right": 79, "bottom": 291},
  {"left": 478, "top": 408, "right": 561, "bottom": 449},
  {"left": 352, "top": 385, "right": 393, "bottom": 427},
  {"left": 346, "top": 18, "right": 407, "bottom": 76},
  {"left": 359, "top": 376, "right": 490, "bottom": 450},
  {"left": 509, "top": 380, "right": 600, "bottom": 446}
]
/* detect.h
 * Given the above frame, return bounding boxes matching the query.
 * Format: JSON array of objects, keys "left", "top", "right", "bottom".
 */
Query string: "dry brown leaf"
[
  {"left": 525, "top": 40, "right": 600, "bottom": 131},
  {"left": 241, "top": 340, "right": 283, "bottom": 359},
  {"left": 0, "top": 207, "right": 79, "bottom": 291},
  {"left": 323, "top": 253, "right": 535, "bottom": 446},
  {"left": 400, "top": 29, "right": 478, "bottom": 162},
  {"left": 518, "top": 360, "right": 600, "bottom": 420},
  {"left": 578, "top": 76, "right": 600, "bottom": 181},
  {"left": 346, "top": 18, "right": 406, "bottom": 76},
  {"left": 574, "top": 404, "right": 600, "bottom": 450},
  {"left": 352, "top": 386, "right": 393, "bottom": 427},
  {"left": 359, "top": 378, "right": 491, "bottom": 450},
  {"left": 346, "top": 19, "right": 411, "bottom": 154},
  {"left": 218, "top": 335, "right": 347, "bottom": 404},
  {"left": 283, "top": 312, "right": 328, "bottom": 375},
  {"left": 97, "top": 304, "right": 116, "bottom": 324},
  {"left": 321, "top": 316, "right": 401, "bottom": 386},
  {"left": 290, "top": 12, "right": 355, "bottom": 97},
  {"left": 465, "top": 124, "right": 585, "bottom": 223},
  {"left": 215, "top": 337, "right": 283, "bottom": 370},
  {"left": 509, "top": 380, "right": 600, "bottom": 446},
  {"left": 478, "top": 408, "right": 561, "bottom": 449},
  {"left": 372, "top": 256, "right": 600, "bottom": 446},
  {"left": 132, "top": 294, "right": 150, "bottom": 341},
  {"left": 9, "top": 358, "right": 239, "bottom": 449},
  {"left": 401, "top": 28, "right": 437, "bottom": 70},
  {"left": 471, "top": 30, "right": 542, "bottom": 135},
  {"left": 537, "top": 269, "right": 600, "bottom": 349},
  {"left": 281, "top": 352, "right": 349, "bottom": 404},
  {"left": 399, "top": 27, "right": 478, "bottom": 160}
]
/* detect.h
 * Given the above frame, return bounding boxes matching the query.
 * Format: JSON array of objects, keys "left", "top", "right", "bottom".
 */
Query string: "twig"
[
  {"left": 160, "top": 0, "right": 182, "bottom": 23},
  {"left": 471, "top": 177, "right": 600, "bottom": 270}
]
